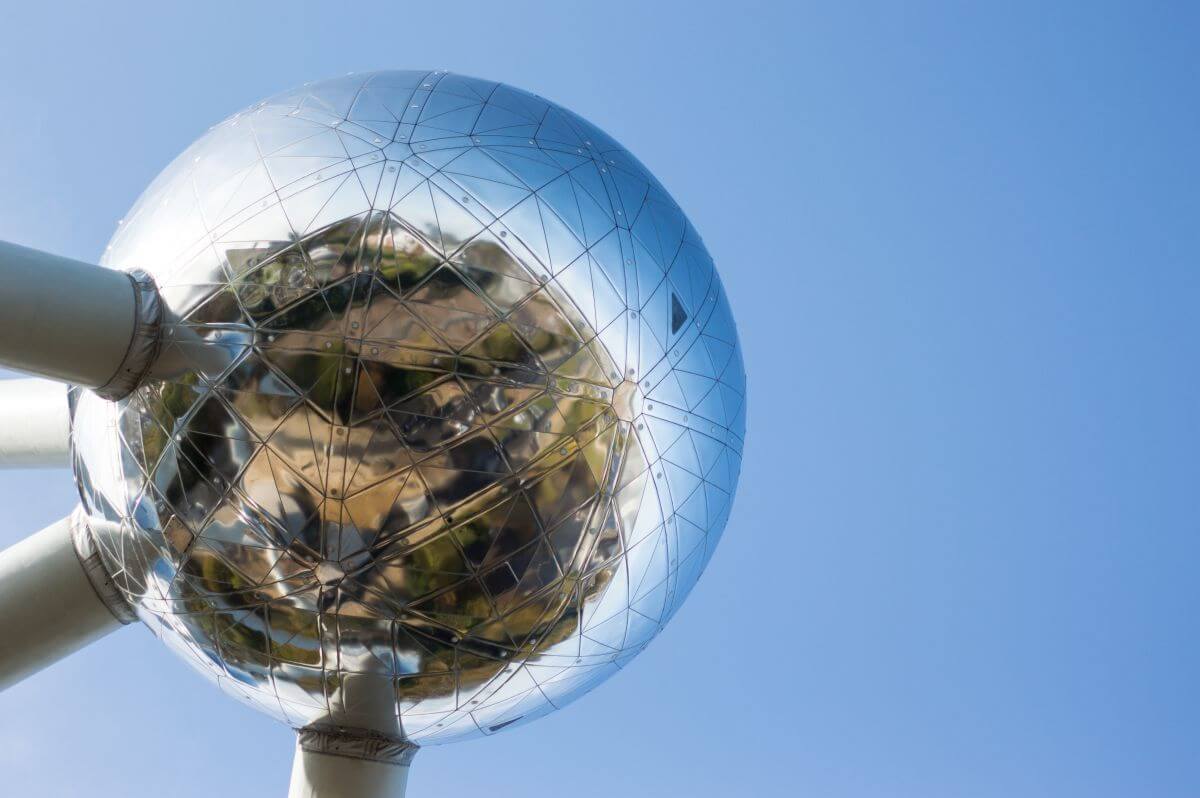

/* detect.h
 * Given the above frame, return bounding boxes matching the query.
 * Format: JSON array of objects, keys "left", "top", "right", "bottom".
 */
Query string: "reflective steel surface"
[{"left": 71, "top": 70, "right": 745, "bottom": 744}]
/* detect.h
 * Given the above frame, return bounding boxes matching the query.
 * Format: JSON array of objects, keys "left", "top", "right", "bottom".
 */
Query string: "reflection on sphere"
[{"left": 71, "top": 70, "right": 745, "bottom": 744}]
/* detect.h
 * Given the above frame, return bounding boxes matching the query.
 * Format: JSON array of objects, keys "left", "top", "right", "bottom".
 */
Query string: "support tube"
[
  {"left": 0, "top": 512, "right": 131, "bottom": 691},
  {"left": 288, "top": 730, "right": 415, "bottom": 798},
  {"left": 0, "top": 378, "right": 70, "bottom": 468},
  {"left": 0, "top": 240, "right": 161, "bottom": 400}
]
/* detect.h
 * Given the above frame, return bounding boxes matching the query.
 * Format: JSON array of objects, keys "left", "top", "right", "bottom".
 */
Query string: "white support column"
[
  {"left": 0, "top": 378, "right": 70, "bottom": 468},
  {"left": 0, "top": 240, "right": 163, "bottom": 401},
  {"left": 288, "top": 729, "right": 416, "bottom": 798},
  {"left": 0, "top": 513, "right": 132, "bottom": 691},
  {"left": 0, "top": 241, "right": 138, "bottom": 388},
  {"left": 288, "top": 745, "right": 411, "bottom": 798}
]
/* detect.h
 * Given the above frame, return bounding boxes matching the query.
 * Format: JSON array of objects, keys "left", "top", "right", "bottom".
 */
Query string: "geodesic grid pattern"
[{"left": 71, "top": 70, "right": 745, "bottom": 744}]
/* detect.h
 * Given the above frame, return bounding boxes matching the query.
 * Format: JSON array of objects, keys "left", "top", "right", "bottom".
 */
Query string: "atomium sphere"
[{"left": 71, "top": 70, "right": 745, "bottom": 744}]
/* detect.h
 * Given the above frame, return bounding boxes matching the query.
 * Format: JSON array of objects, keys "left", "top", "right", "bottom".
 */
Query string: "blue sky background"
[{"left": 1, "top": 2, "right": 1198, "bottom": 796}]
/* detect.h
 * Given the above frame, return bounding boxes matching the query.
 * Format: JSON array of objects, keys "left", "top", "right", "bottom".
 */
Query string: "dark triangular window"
[{"left": 670, "top": 292, "right": 688, "bottom": 335}]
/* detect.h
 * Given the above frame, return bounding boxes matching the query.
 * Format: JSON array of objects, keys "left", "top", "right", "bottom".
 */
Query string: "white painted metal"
[
  {"left": 0, "top": 515, "right": 124, "bottom": 691},
  {"left": 0, "top": 378, "right": 70, "bottom": 468},
  {"left": 0, "top": 240, "right": 136, "bottom": 388},
  {"left": 288, "top": 743, "right": 411, "bottom": 798}
]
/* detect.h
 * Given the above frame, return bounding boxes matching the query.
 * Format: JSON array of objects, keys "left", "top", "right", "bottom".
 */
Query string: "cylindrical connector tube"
[
  {"left": 0, "top": 240, "right": 162, "bottom": 400},
  {"left": 289, "top": 730, "right": 415, "bottom": 798},
  {"left": 0, "top": 241, "right": 137, "bottom": 388},
  {"left": 0, "top": 378, "right": 70, "bottom": 468},
  {"left": 0, "top": 513, "right": 131, "bottom": 691}
]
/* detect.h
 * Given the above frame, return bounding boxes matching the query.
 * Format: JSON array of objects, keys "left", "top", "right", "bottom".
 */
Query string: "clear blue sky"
[{"left": 1, "top": 2, "right": 1198, "bottom": 796}]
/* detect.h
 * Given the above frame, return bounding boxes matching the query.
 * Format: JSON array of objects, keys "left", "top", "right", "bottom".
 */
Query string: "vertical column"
[{"left": 288, "top": 728, "right": 416, "bottom": 798}]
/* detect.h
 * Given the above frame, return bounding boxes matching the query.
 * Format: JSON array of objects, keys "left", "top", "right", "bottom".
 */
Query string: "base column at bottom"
[{"left": 288, "top": 728, "right": 417, "bottom": 798}]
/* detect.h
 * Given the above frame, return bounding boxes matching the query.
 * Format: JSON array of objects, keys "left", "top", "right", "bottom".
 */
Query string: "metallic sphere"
[{"left": 71, "top": 70, "right": 745, "bottom": 744}]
